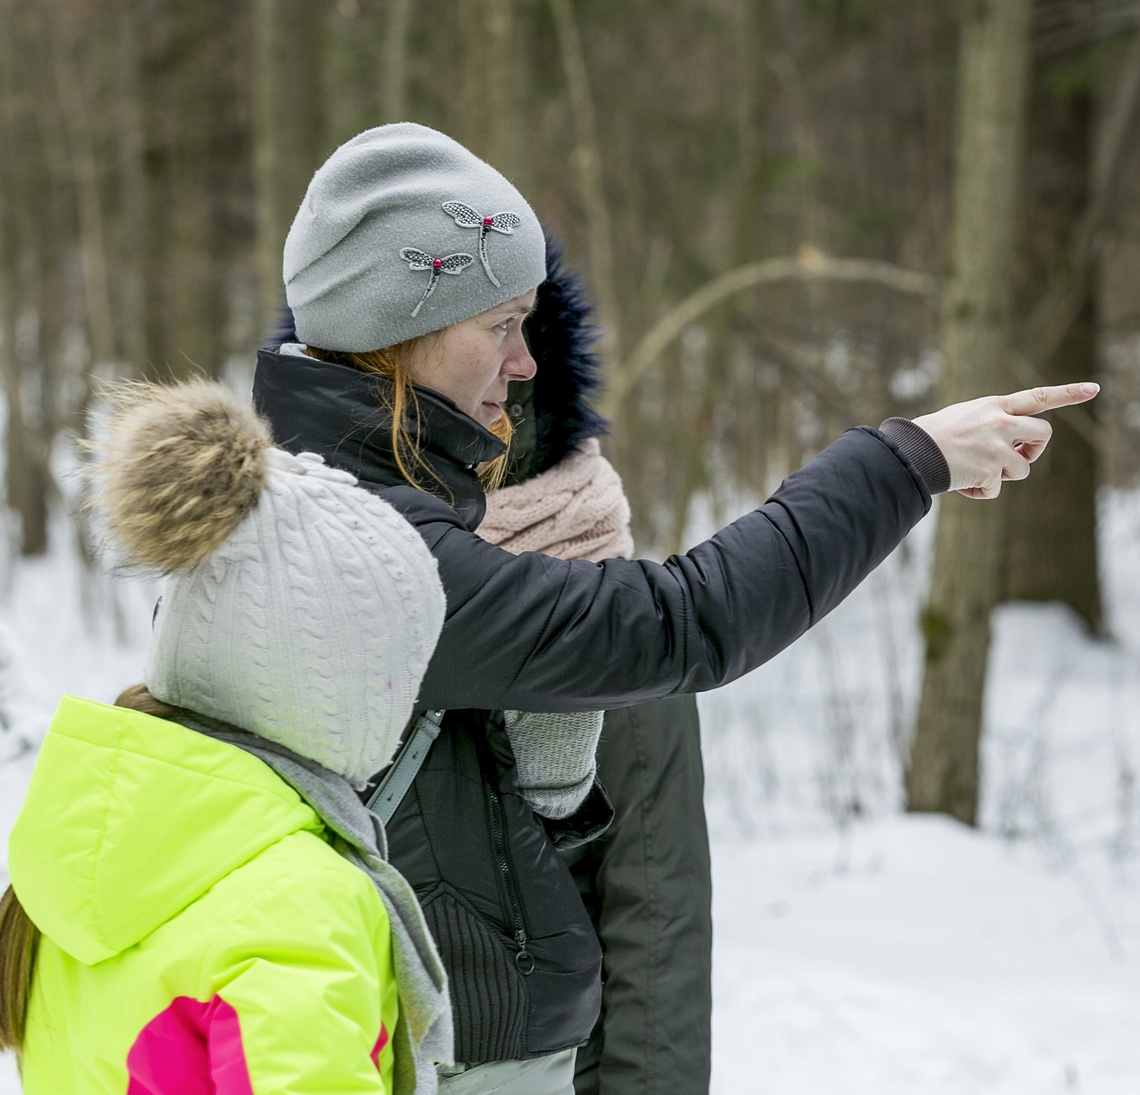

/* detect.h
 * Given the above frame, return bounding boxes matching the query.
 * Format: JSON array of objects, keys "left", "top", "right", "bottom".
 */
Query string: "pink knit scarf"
[{"left": 478, "top": 439, "right": 633, "bottom": 562}]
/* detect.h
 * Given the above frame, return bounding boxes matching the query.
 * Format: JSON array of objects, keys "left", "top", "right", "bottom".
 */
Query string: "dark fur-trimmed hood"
[{"left": 508, "top": 235, "right": 609, "bottom": 483}]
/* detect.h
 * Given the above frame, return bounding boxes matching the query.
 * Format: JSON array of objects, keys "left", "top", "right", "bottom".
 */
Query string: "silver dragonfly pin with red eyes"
[
  {"left": 441, "top": 202, "right": 522, "bottom": 288},
  {"left": 399, "top": 248, "right": 475, "bottom": 317}
]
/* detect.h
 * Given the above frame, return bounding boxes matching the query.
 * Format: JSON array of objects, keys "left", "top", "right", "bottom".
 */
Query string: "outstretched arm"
[{"left": 408, "top": 383, "right": 1100, "bottom": 711}]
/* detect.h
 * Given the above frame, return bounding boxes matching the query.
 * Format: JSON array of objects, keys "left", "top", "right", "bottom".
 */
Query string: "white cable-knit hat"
[{"left": 89, "top": 380, "right": 445, "bottom": 786}]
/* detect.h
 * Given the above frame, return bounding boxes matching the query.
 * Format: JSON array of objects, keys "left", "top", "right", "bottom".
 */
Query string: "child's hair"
[
  {"left": 0, "top": 685, "right": 176, "bottom": 1055},
  {"left": 306, "top": 337, "right": 514, "bottom": 494},
  {"left": 0, "top": 885, "right": 38, "bottom": 1057}
]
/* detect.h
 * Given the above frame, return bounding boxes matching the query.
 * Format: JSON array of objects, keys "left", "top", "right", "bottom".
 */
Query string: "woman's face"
[{"left": 404, "top": 291, "right": 538, "bottom": 429}]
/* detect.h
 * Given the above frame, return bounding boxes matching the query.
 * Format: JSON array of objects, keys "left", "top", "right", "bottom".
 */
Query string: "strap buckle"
[{"left": 365, "top": 710, "right": 445, "bottom": 823}]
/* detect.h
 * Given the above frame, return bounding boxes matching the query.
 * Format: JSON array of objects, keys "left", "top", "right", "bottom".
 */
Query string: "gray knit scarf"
[{"left": 176, "top": 714, "right": 452, "bottom": 1095}]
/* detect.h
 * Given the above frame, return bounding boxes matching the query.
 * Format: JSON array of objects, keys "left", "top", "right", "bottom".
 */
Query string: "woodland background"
[{"left": 2, "top": 0, "right": 1140, "bottom": 825}]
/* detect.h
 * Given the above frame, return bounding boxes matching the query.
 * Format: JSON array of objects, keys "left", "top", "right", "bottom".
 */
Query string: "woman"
[
  {"left": 478, "top": 237, "right": 713, "bottom": 1095},
  {"left": 254, "top": 123, "right": 1094, "bottom": 1092},
  {"left": 0, "top": 381, "right": 451, "bottom": 1093}
]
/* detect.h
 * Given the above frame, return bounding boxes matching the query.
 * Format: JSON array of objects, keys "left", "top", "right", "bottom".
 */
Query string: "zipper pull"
[{"left": 514, "top": 930, "right": 535, "bottom": 976}]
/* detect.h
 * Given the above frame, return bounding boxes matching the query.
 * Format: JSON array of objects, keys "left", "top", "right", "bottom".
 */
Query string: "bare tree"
[
  {"left": 0, "top": 0, "right": 58, "bottom": 557},
  {"left": 459, "top": 0, "right": 514, "bottom": 168},
  {"left": 383, "top": 0, "right": 413, "bottom": 122},
  {"left": 254, "top": 0, "right": 326, "bottom": 342},
  {"left": 907, "top": 0, "right": 1036, "bottom": 824},
  {"left": 1004, "top": 24, "right": 1140, "bottom": 628},
  {"left": 3, "top": 0, "right": 1139, "bottom": 613},
  {"left": 547, "top": 0, "right": 620, "bottom": 362},
  {"left": 1004, "top": 45, "right": 1102, "bottom": 627}
]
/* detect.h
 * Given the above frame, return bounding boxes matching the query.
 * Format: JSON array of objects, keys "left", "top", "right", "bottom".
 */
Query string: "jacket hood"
[
  {"left": 7, "top": 696, "right": 322, "bottom": 966},
  {"left": 507, "top": 235, "right": 608, "bottom": 484}
]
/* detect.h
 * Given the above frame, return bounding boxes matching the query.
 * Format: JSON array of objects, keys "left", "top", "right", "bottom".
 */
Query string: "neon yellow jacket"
[{"left": 8, "top": 695, "right": 398, "bottom": 1093}]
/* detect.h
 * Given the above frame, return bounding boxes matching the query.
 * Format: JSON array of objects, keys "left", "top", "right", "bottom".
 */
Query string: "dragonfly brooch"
[
  {"left": 399, "top": 248, "right": 475, "bottom": 317},
  {"left": 441, "top": 201, "right": 522, "bottom": 288}
]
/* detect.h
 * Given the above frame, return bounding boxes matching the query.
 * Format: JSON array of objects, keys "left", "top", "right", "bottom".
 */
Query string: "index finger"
[{"left": 998, "top": 382, "right": 1100, "bottom": 416}]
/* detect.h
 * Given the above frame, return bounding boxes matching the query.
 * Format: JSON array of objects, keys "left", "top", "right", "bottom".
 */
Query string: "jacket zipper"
[{"left": 486, "top": 783, "right": 535, "bottom": 975}]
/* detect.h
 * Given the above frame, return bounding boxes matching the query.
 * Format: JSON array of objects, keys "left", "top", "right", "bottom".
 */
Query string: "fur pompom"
[{"left": 88, "top": 380, "right": 272, "bottom": 570}]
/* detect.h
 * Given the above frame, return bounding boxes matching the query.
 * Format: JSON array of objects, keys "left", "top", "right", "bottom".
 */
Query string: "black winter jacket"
[
  {"left": 255, "top": 349, "right": 932, "bottom": 710},
  {"left": 252, "top": 347, "right": 933, "bottom": 1060}
]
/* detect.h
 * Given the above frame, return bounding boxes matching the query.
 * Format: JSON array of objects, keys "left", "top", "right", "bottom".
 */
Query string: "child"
[{"left": 0, "top": 380, "right": 451, "bottom": 1094}]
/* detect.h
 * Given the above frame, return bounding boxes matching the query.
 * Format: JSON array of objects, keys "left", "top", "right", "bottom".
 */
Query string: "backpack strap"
[{"left": 365, "top": 709, "right": 446, "bottom": 824}]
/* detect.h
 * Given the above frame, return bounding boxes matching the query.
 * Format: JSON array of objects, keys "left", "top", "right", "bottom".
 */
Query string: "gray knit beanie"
[
  {"left": 284, "top": 122, "right": 547, "bottom": 352},
  {"left": 88, "top": 380, "right": 446, "bottom": 788}
]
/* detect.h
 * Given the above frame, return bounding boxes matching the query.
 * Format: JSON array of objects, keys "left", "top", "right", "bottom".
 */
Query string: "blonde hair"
[
  {"left": 306, "top": 338, "right": 513, "bottom": 495},
  {"left": 0, "top": 685, "right": 179, "bottom": 1058}
]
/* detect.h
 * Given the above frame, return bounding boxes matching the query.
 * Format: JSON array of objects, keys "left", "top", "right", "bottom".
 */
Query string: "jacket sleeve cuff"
[
  {"left": 541, "top": 778, "right": 614, "bottom": 850},
  {"left": 878, "top": 417, "right": 951, "bottom": 495}
]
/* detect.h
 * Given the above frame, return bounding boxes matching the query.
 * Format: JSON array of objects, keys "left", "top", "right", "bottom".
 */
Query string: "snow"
[
  {"left": 2, "top": 488, "right": 1140, "bottom": 1092},
  {"left": 710, "top": 819, "right": 1140, "bottom": 1093}
]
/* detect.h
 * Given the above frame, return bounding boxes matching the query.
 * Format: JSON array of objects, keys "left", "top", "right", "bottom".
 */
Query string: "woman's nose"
[{"left": 505, "top": 335, "right": 537, "bottom": 381}]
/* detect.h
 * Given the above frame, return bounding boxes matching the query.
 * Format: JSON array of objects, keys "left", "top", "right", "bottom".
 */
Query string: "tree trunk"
[
  {"left": 43, "top": 2, "right": 116, "bottom": 377},
  {"left": 1003, "top": 297, "right": 1101, "bottom": 627},
  {"left": 460, "top": 0, "right": 514, "bottom": 168},
  {"left": 547, "top": 0, "right": 620, "bottom": 363},
  {"left": 253, "top": 0, "right": 326, "bottom": 345},
  {"left": 139, "top": 4, "right": 224, "bottom": 380},
  {"left": 1001, "top": 37, "right": 1121, "bottom": 631},
  {"left": 114, "top": 1, "right": 148, "bottom": 376},
  {"left": 665, "top": 0, "right": 773, "bottom": 553},
  {"left": 382, "top": 0, "right": 413, "bottom": 122},
  {"left": 906, "top": 0, "right": 1034, "bottom": 824},
  {"left": 0, "top": 0, "right": 52, "bottom": 557},
  {"left": 0, "top": 240, "right": 50, "bottom": 559},
  {"left": 168, "top": 0, "right": 235, "bottom": 379}
]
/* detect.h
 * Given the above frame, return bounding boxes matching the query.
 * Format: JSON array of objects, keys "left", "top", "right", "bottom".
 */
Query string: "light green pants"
[{"left": 436, "top": 1049, "right": 577, "bottom": 1095}]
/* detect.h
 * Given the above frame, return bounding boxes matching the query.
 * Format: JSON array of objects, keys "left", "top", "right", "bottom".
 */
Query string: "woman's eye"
[{"left": 496, "top": 320, "right": 512, "bottom": 332}]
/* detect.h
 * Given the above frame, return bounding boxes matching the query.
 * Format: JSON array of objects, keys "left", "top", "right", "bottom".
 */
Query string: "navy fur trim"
[
  {"left": 265, "top": 302, "right": 297, "bottom": 350},
  {"left": 525, "top": 235, "right": 610, "bottom": 474}
]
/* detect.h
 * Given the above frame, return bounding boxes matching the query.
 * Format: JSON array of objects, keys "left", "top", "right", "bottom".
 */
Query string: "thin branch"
[
  {"left": 604, "top": 250, "right": 937, "bottom": 417},
  {"left": 1034, "top": 0, "right": 1139, "bottom": 57},
  {"left": 755, "top": 332, "right": 871, "bottom": 419}
]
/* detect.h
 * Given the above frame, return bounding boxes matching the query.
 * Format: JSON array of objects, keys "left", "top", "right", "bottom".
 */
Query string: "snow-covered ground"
[
  {"left": 699, "top": 489, "right": 1140, "bottom": 1093},
  {"left": 2, "top": 488, "right": 1139, "bottom": 1093},
  {"left": 711, "top": 816, "right": 1140, "bottom": 1094}
]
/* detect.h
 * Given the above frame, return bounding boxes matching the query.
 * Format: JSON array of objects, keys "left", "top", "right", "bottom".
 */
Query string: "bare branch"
[
  {"left": 604, "top": 250, "right": 937, "bottom": 417},
  {"left": 1034, "top": 0, "right": 1139, "bottom": 57}
]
